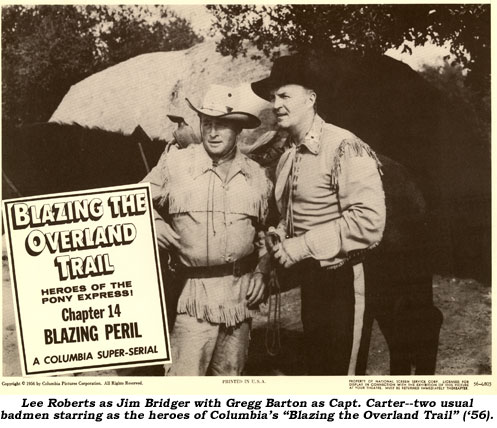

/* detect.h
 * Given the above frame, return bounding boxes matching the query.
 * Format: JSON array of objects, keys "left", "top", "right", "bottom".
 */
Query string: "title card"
[{"left": 2, "top": 184, "right": 170, "bottom": 376}]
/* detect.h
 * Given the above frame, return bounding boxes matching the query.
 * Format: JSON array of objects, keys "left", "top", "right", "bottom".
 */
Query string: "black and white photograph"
[{"left": 1, "top": 3, "right": 491, "bottom": 380}]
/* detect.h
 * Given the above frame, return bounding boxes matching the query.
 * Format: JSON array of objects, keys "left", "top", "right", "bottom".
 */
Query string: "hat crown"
[
  {"left": 251, "top": 54, "right": 317, "bottom": 101},
  {"left": 185, "top": 84, "right": 261, "bottom": 129},
  {"left": 269, "top": 55, "right": 312, "bottom": 89},
  {"left": 201, "top": 84, "right": 238, "bottom": 115}
]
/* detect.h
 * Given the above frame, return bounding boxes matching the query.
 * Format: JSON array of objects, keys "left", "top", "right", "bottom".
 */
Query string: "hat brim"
[
  {"left": 251, "top": 74, "right": 317, "bottom": 102},
  {"left": 186, "top": 98, "right": 261, "bottom": 129},
  {"left": 251, "top": 77, "right": 278, "bottom": 102}
]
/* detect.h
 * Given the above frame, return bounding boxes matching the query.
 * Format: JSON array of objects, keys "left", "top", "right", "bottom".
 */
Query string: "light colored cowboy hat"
[{"left": 186, "top": 84, "right": 261, "bottom": 129}]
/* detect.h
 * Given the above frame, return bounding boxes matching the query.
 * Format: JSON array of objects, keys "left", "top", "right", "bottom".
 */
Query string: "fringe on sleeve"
[
  {"left": 331, "top": 137, "right": 383, "bottom": 191},
  {"left": 259, "top": 171, "right": 274, "bottom": 224},
  {"left": 157, "top": 150, "right": 170, "bottom": 209},
  {"left": 242, "top": 157, "right": 274, "bottom": 224}
]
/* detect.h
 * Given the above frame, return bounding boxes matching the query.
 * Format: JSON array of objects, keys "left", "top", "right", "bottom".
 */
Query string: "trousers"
[
  {"left": 299, "top": 261, "right": 366, "bottom": 375},
  {"left": 165, "top": 314, "right": 251, "bottom": 376}
]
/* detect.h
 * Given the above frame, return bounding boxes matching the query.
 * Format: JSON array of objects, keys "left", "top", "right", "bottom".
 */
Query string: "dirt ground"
[{"left": 2, "top": 237, "right": 491, "bottom": 377}]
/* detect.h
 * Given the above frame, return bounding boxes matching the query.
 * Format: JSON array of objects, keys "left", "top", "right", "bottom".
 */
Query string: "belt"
[{"left": 171, "top": 253, "right": 257, "bottom": 278}]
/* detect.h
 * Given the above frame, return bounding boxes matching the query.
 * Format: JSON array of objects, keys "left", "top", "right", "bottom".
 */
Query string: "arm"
[
  {"left": 141, "top": 151, "right": 180, "bottom": 250},
  {"left": 247, "top": 229, "right": 271, "bottom": 307},
  {"left": 305, "top": 154, "right": 385, "bottom": 259},
  {"left": 247, "top": 173, "right": 274, "bottom": 306}
]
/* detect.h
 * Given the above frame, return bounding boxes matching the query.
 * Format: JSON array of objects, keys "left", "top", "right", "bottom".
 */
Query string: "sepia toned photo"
[{"left": 1, "top": 3, "right": 491, "bottom": 381}]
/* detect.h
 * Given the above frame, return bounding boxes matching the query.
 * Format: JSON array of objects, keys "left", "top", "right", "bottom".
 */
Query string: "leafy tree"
[
  {"left": 420, "top": 59, "right": 490, "bottom": 148},
  {"left": 2, "top": 5, "right": 202, "bottom": 127},
  {"left": 2, "top": 6, "right": 100, "bottom": 127},
  {"left": 207, "top": 4, "right": 489, "bottom": 91},
  {"left": 96, "top": 5, "right": 202, "bottom": 66}
]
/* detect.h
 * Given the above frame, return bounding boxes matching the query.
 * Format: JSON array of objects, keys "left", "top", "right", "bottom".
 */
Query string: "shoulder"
[
  {"left": 163, "top": 144, "right": 200, "bottom": 170},
  {"left": 241, "top": 152, "right": 267, "bottom": 174},
  {"left": 170, "top": 143, "right": 199, "bottom": 161},
  {"left": 321, "top": 122, "right": 357, "bottom": 145},
  {"left": 152, "top": 144, "right": 207, "bottom": 183},
  {"left": 319, "top": 122, "right": 360, "bottom": 159},
  {"left": 240, "top": 153, "right": 273, "bottom": 195},
  {"left": 320, "top": 122, "right": 382, "bottom": 186},
  {"left": 321, "top": 121, "right": 379, "bottom": 163}
]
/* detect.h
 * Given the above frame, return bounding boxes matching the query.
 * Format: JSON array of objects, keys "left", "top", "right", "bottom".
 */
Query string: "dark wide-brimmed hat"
[
  {"left": 186, "top": 84, "right": 261, "bottom": 129},
  {"left": 251, "top": 55, "right": 318, "bottom": 101}
]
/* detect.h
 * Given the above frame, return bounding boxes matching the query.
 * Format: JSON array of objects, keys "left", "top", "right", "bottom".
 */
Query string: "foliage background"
[
  {"left": 2, "top": 5, "right": 202, "bottom": 128},
  {"left": 2, "top": 4, "right": 489, "bottom": 149},
  {"left": 207, "top": 4, "right": 490, "bottom": 149}
]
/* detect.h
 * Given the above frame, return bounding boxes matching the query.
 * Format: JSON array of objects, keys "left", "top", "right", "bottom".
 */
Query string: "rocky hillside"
[{"left": 50, "top": 41, "right": 277, "bottom": 149}]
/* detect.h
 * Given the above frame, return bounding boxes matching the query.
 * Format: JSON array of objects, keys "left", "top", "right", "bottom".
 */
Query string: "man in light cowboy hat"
[
  {"left": 142, "top": 84, "right": 272, "bottom": 375},
  {"left": 252, "top": 55, "right": 386, "bottom": 375}
]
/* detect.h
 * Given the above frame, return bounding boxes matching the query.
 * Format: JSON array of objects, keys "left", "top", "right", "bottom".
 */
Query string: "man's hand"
[
  {"left": 247, "top": 272, "right": 267, "bottom": 308},
  {"left": 272, "top": 235, "right": 311, "bottom": 268},
  {"left": 155, "top": 218, "right": 180, "bottom": 250},
  {"left": 272, "top": 243, "right": 296, "bottom": 268},
  {"left": 265, "top": 226, "right": 286, "bottom": 253}
]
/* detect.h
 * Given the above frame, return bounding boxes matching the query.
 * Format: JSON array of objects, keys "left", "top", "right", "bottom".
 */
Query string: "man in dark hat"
[
  {"left": 252, "top": 55, "right": 386, "bottom": 375},
  {"left": 142, "top": 84, "right": 272, "bottom": 375}
]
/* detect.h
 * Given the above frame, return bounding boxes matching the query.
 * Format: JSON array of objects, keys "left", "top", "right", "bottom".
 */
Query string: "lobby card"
[{"left": 0, "top": 2, "right": 495, "bottom": 403}]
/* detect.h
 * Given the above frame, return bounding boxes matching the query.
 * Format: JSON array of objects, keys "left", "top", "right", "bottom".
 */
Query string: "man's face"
[
  {"left": 200, "top": 116, "right": 240, "bottom": 159},
  {"left": 270, "top": 84, "right": 316, "bottom": 130}
]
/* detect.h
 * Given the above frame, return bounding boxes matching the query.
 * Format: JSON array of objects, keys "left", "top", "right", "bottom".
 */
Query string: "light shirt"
[
  {"left": 143, "top": 144, "right": 272, "bottom": 326},
  {"left": 275, "top": 115, "right": 386, "bottom": 268}
]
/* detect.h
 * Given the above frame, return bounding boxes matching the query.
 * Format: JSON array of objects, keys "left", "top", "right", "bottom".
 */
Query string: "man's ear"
[{"left": 308, "top": 90, "right": 317, "bottom": 107}]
